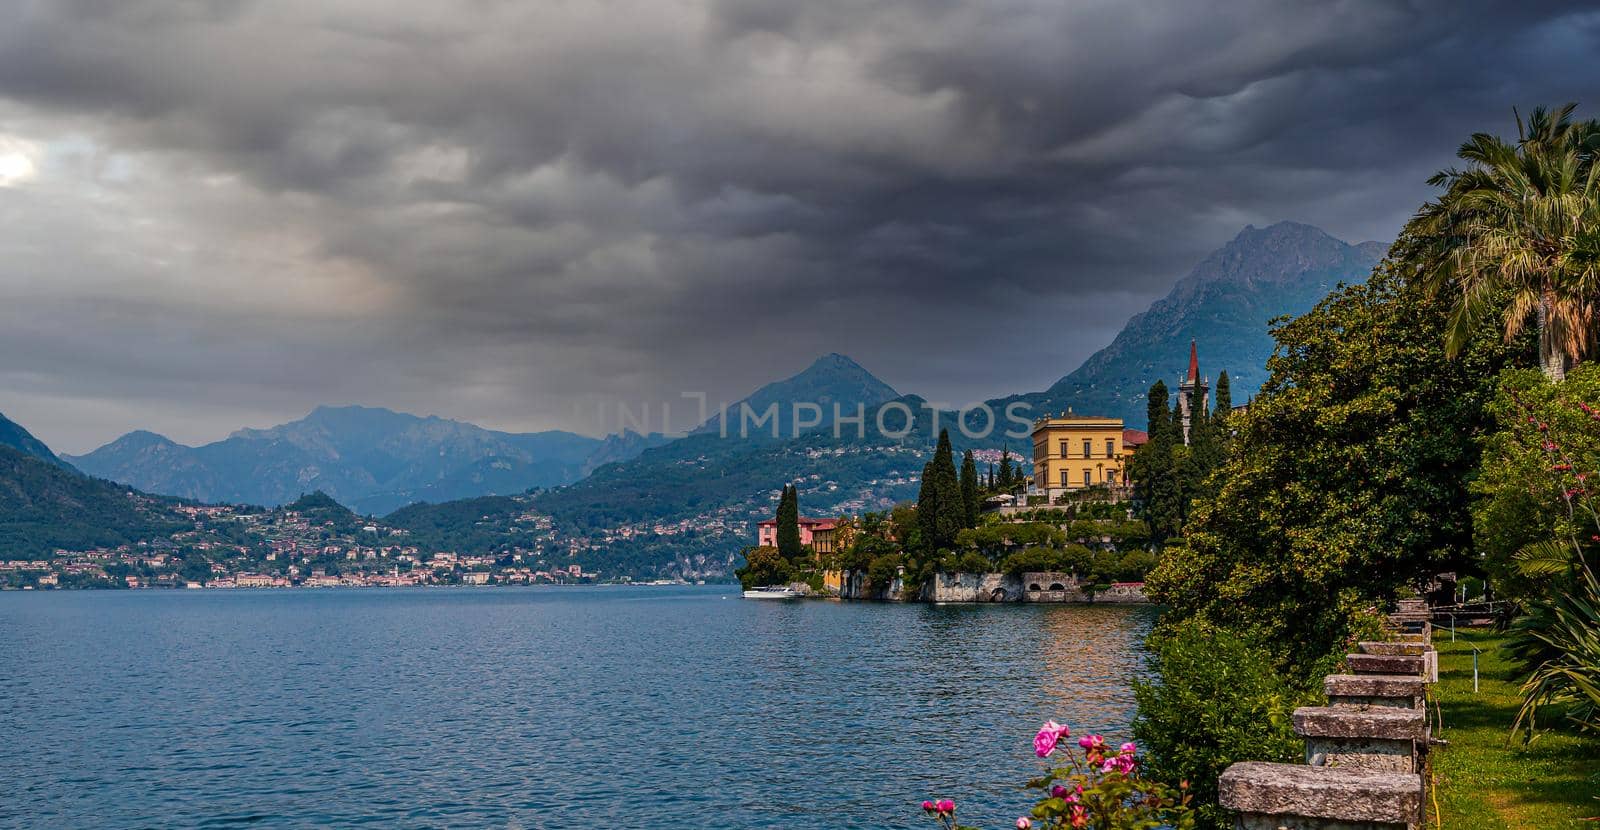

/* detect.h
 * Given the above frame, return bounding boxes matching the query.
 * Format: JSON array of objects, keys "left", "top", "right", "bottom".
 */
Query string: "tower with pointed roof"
[{"left": 1176, "top": 340, "right": 1209, "bottom": 444}]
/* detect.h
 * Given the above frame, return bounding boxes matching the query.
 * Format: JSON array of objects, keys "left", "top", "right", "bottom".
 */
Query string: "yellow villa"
[{"left": 1030, "top": 411, "right": 1144, "bottom": 502}]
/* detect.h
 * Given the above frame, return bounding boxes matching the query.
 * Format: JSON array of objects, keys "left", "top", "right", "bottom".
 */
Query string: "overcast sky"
[{"left": 3, "top": 1, "right": 1599, "bottom": 453}]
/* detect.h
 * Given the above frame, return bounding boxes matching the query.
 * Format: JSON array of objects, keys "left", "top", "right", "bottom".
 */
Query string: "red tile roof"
[{"left": 756, "top": 517, "right": 838, "bottom": 529}]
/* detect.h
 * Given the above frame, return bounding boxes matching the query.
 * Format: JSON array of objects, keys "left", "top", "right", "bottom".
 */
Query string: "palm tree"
[{"left": 1410, "top": 104, "right": 1600, "bottom": 380}]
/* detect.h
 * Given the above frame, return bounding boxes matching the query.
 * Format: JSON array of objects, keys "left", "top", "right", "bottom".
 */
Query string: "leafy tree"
[
  {"left": 179, "top": 556, "right": 213, "bottom": 584},
  {"left": 1147, "top": 259, "right": 1533, "bottom": 667},
  {"left": 955, "top": 522, "right": 1065, "bottom": 561},
  {"left": 1000, "top": 546, "right": 1068, "bottom": 576},
  {"left": 1409, "top": 103, "right": 1600, "bottom": 381},
  {"left": 951, "top": 550, "right": 992, "bottom": 574},
  {"left": 736, "top": 545, "right": 792, "bottom": 590},
  {"left": 775, "top": 485, "right": 802, "bottom": 562},
  {"left": 959, "top": 449, "right": 979, "bottom": 528}
]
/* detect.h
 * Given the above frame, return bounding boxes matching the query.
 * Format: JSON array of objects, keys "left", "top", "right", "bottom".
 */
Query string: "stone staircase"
[{"left": 1219, "top": 599, "right": 1436, "bottom": 829}]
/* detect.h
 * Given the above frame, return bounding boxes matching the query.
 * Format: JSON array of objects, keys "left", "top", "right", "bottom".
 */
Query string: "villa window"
[
  {"left": 1083, "top": 469, "right": 1091, "bottom": 487},
  {"left": 1108, "top": 470, "right": 1119, "bottom": 485},
  {"left": 1106, "top": 438, "right": 1116, "bottom": 458},
  {"left": 1082, "top": 439, "right": 1092, "bottom": 458},
  {"left": 1059, "top": 470, "right": 1069, "bottom": 487},
  {"left": 1059, "top": 440, "right": 1068, "bottom": 458}
]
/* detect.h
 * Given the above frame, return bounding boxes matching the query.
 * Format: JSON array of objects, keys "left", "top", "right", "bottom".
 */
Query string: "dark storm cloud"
[{"left": 1, "top": 0, "right": 1598, "bottom": 451}]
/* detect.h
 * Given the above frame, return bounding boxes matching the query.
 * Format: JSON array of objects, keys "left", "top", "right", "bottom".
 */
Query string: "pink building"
[{"left": 756, "top": 517, "right": 839, "bottom": 554}]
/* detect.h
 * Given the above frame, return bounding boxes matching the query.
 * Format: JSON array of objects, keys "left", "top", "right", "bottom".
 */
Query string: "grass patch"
[{"left": 1430, "top": 627, "right": 1600, "bottom": 828}]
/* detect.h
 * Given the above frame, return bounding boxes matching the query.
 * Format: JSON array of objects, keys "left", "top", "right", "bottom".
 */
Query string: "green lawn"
[{"left": 1431, "top": 628, "right": 1599, "bottom": 828}]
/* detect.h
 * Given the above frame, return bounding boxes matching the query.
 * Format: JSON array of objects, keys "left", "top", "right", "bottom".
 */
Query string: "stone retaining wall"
[{"left": 836, "top": 570, "right": 1149, "bottom": 603}]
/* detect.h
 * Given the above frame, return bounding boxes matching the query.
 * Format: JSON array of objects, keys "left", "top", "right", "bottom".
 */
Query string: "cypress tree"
[
  {"left": 1145, "top": 381, "right": 1173, "bottom": 445},
  {"left": 987, "top": 463, "right": 996, "bottom": 491},
  {"left": 931, "top": 430, "right": 963, "bottom": 550},
  {"left": 998, "top": 448, "right": 1015, "bottom": 490},
  {"left": 776, "top": 484, "right": 802, "bottom": 561},
  {"left": 959, "top": 449, "right": 979, "bottom": 528},
  {"left": 1212, "top": 370, "right": 1234, "bottom": 460},
  {"left": 1133, "top": 380, "right": 1183, "bottom": 546},
  {"left": 916, "top": 461, "right": 938, "bottom": 554}
]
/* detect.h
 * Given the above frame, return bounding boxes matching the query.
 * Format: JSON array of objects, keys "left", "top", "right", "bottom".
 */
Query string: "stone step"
[
  {"left": 1220, "top": 761, "right": 1422, "bottom": 829},
  {"left": 1348, "top": 653, "right": 1424, "bottom": 676},
  {"left": 1294, "top": 706, "right": 1428, "bottom": 740},
  {"left": 1394, "top": 598, "right": 1428, "bottom": 612},
  {"left": 1324, "top": 674, "right": 1426, "bottom": 709},
  {"left": 1294, "top": 706, "right": 1427, "bottom": 773},
  {"left": 1359, "top": 641, "right": 1427, "bottom": 656}
]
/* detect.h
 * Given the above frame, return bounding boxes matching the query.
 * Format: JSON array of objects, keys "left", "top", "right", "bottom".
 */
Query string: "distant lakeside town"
[{"left": 0, "top": 494, "right": 705, "bottom": 591}]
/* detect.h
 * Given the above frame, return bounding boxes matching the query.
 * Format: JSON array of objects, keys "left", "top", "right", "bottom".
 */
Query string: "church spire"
[{"left": 1178, "top": 340, "right": 1207, "bottom": 445}]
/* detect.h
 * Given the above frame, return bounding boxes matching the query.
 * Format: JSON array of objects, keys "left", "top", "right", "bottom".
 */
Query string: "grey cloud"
[{"left": 0, "top": 0, "right": 1598, "bottom": 452}]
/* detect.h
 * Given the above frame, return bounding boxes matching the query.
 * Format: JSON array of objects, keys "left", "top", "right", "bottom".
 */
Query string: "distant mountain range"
[
  {"left": 65, "top": 406, "right": 668, "bottom": 515},
  {"left": 526, "top": 221, "right": 1389, "bottom": 577},
  {"left": 5, "top": 220, "right": 1389, "bottom": 577}
]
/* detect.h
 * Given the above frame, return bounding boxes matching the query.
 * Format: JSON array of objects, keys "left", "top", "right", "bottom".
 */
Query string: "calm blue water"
[{"left": 0, "top": 586, "right": 1156, "bottom": 829}]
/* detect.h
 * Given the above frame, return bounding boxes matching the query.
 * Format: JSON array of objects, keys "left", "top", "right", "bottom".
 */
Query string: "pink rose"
[
  {"left": 1016, "top": 819, "right": 1032, "bottom": 829},
  {"left": 1034, "top": 721, "right": 1068, "bottom": 757},
  {"left": 1120, "top": 741, "right": 1137, "bottom": 755},
  {"left": 1050, "top": 785, "right": 1069, "bottom": 799},
  {"left": 937, "top": 799, "right": 955, "bottom": 815},
  {"left": 922, "top": 801, "right": 935, "bottom": 812}
]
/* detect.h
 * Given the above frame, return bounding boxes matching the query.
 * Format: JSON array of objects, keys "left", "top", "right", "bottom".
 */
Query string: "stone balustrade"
[{"left": 1219, "top": 602, "right": 1438, "bottom": 829}]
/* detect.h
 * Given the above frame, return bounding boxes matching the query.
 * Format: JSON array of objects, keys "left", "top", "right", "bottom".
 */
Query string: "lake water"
[{"left": 0, "top": 586, "right": 1157, "bottom": 829}]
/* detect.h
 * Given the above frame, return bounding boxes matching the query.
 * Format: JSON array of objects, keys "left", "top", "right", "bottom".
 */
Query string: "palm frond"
[{"left": 1513, "top": 539, "right": 1582, "bottom": 577}]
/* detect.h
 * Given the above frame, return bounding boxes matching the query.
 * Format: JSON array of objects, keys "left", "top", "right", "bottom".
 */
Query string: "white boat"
[{"left": 741, "top": 585, "right": 802, "bottom": 599}]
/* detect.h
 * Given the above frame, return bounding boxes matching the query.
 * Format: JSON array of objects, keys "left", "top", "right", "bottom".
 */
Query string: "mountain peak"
[
  {"left": 695, "top": 353, "right": 899, "bottom": 435},
  {"left": 808, "top": 352, "right": 864, "bottom": 370},
  {"left": 1235, "top": 219, "right": 1332, "bottom": 240},
  {"left": 1040, "top": 221, "right": 1387, "bottom": 427},
  {"left": 114, "top": 429, "right": 180, "bottom": 448}
]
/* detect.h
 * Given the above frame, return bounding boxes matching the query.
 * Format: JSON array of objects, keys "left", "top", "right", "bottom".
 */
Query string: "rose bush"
[{"left": 921, "top": 721, "right": 1193, "bottom": 830}]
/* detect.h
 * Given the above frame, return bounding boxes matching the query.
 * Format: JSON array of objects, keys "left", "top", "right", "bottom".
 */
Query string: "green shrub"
[
  {"left": 1115, "top": 549, "right": 1158, "bottom": 582},
  {"left": 951, "top": 551, "right": 992, "bottom": 574},
  {"left": 1132, "top": 619, "right": 1315, "bottom": 829},
  {"left": 1000, "top": 546, "right": 1063, "bottom": 575},
  {"left": 865, "top": 553, "right": 904, "bottom": 592}
]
